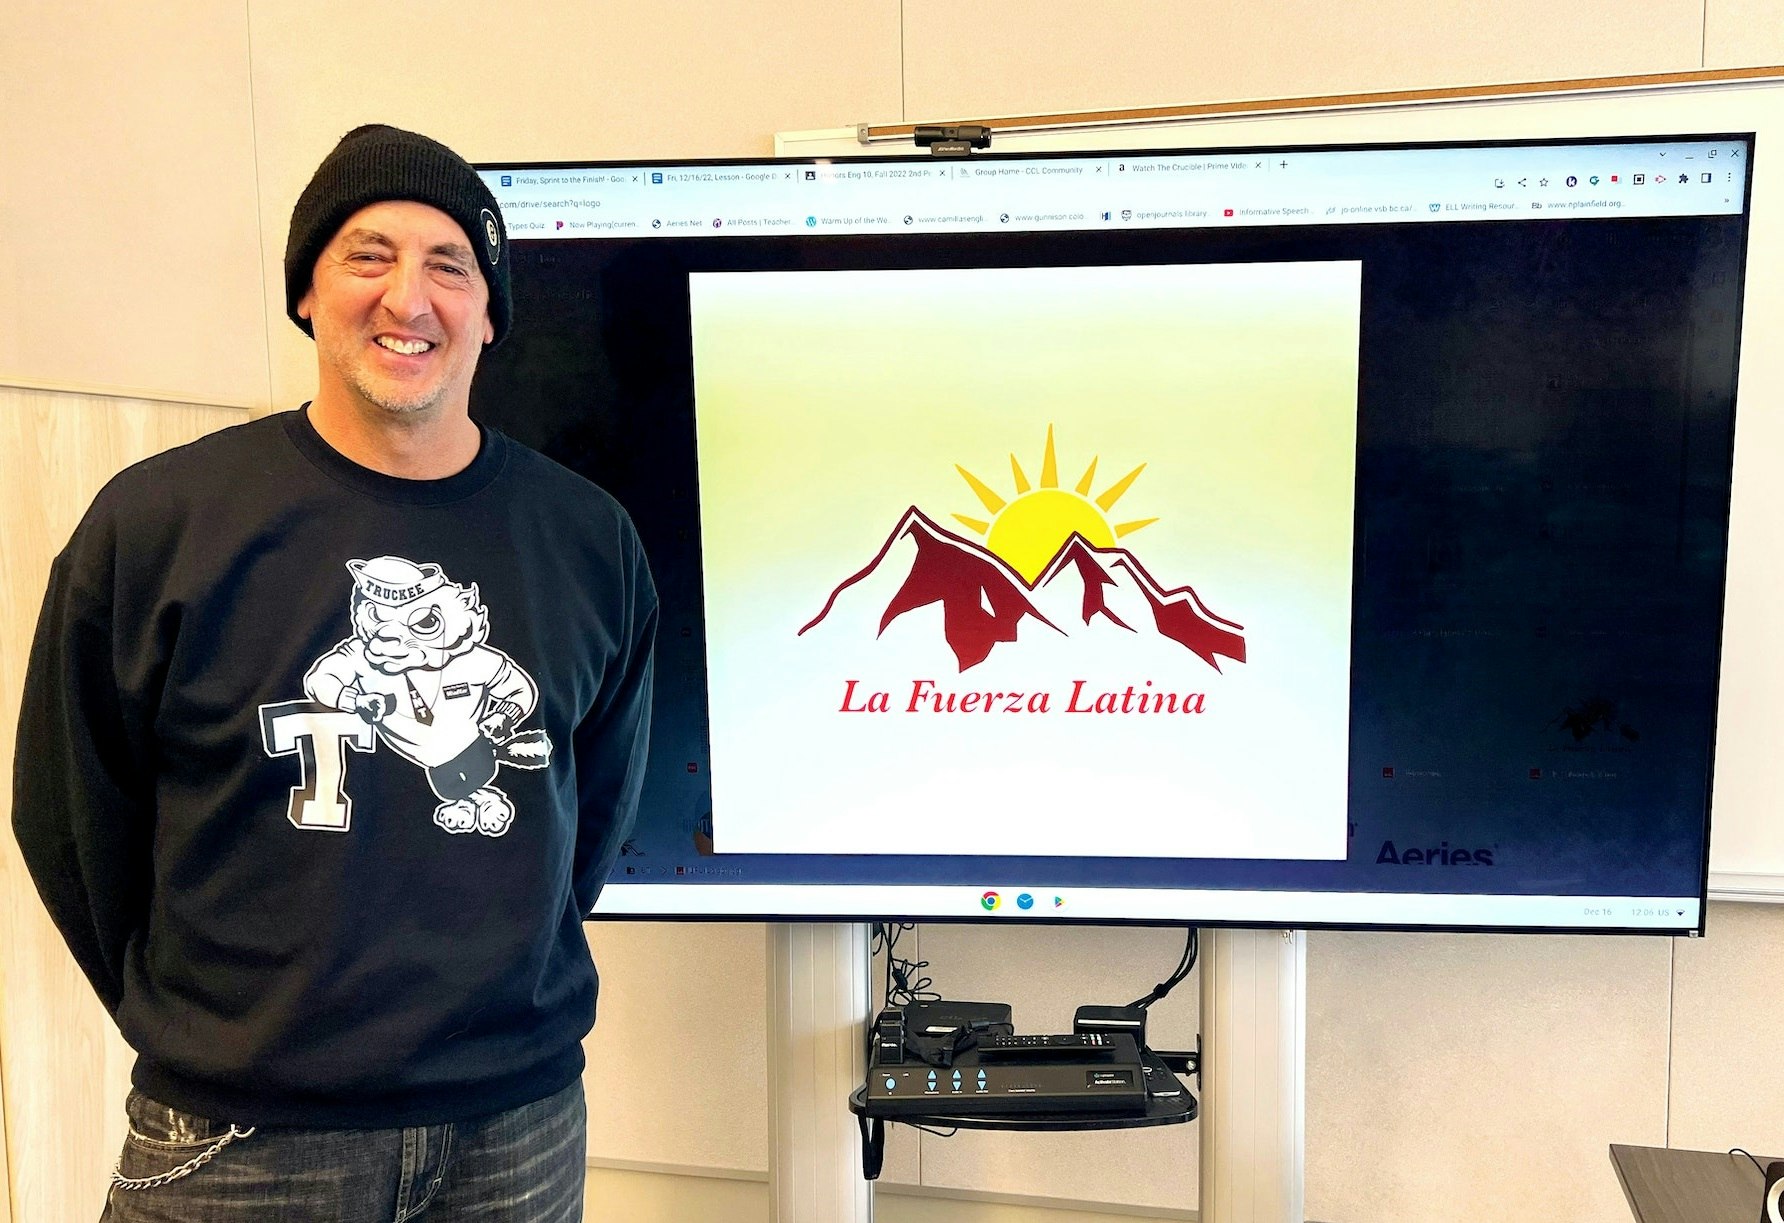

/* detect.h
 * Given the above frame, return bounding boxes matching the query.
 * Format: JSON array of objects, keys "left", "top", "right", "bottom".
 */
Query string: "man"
[{"left": 12, "top": 124, "right": 657, "bottom": 1221}]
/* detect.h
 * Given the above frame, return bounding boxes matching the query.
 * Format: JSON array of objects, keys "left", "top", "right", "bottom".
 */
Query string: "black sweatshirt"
[{"left": 12, "top": 408, "right": 656, "bottom": 1128}]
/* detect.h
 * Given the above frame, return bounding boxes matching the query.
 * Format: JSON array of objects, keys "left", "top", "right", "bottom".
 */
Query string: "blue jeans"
[{"left": 101, "top": 1080, "right": 586, "bottom": 1222}]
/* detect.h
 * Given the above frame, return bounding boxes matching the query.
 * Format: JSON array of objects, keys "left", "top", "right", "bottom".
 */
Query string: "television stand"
[{"left": 767, "top": 924, "right": 1304, "bottom": 1222}]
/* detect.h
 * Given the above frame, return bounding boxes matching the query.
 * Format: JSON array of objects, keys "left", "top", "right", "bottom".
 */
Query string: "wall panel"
[
  {"left": 1305, "top": 930, "right": 1671, "bottom": 1223},
  {"left": 582, "top": 921, "right": 769, "bottom": 1170},
  {"left": 902, "top": 0, "right": 1703, "bottom": 124},
  {"left": 1705, "top": 0, "right": 1784, "bottom": 68},
  {"left": 0, "top": 387, "right": 248, "bottom": 1223},
  {"left": 0, "top": 3, "right": 266, "bottom": 407},
  {"left": 1667, "top": 902, "right": 1784, "bottom": 1150}
]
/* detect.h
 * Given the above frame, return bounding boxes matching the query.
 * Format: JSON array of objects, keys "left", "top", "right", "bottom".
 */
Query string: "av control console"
[{"left": 865, "top": 1031, "right": 1147, "bottom": 1116}]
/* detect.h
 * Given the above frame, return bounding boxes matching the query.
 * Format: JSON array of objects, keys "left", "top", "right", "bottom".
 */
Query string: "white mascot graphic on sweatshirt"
[{"left": 302, "top": 556, "right": 551, "bottom": 837}]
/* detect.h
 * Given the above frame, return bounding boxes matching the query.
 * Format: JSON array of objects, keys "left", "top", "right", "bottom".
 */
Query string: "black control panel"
[{"left": 865, "top": 1032, "right": 1147, "bottom": 1116}]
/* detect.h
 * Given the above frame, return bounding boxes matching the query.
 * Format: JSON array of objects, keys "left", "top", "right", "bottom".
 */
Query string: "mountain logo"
[{"left": 799, "top": 426, "right": 1246, "bottom": 673}]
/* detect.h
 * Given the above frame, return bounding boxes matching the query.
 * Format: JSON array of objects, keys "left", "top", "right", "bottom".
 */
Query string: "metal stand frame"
[
  {"left": 764, "top": 922, "right": 1306, "bottom": 1223},
  {"left": 1198, "top": 928, "right": 1307, "bottom": 1223},
  {"left": 767, "top": 922, "right": 874, "bottom": 1222}
]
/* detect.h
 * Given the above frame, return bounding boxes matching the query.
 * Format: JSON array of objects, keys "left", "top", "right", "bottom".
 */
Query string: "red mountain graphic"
[
  {"left": 799, "top": 509, "right": 1061, "bottom": 671},
  {"left": 1036, "top": 535, "right": 1247, "bottom": 672},
  {"left": 801, "top": 509, "right": 1247, "bottom": 673}
]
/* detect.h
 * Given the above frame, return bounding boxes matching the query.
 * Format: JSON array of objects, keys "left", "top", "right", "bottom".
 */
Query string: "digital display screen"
[{"left": 473, "top": 135, "right": 1752, "bottom": 932}]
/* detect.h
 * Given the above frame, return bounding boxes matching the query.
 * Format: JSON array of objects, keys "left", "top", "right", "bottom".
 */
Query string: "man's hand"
[
  {"left": 479, "top": 699, "right": 523, "bottom": 742},
  {"left": 351, "top": 691, "right": 393, "bottom": 724}
]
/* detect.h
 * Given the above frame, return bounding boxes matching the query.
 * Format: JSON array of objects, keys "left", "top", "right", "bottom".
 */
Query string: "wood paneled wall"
[{"left": 0, "top": 389, "right": 248, "bottom": 1222}]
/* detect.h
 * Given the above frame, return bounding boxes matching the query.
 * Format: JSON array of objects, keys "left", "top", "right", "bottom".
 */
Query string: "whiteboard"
[{"left": 780, "top": 78, "right": 1784, "bottom": 899}]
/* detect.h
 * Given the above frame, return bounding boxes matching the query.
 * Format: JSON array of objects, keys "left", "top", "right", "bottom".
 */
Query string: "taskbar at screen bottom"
[{"left": 591, "top": 884, "right": 1703, "bottom": 931}]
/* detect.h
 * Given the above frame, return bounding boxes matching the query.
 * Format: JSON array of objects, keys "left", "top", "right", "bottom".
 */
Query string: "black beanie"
[{"left": 284, "top": 124, "right": 511, "bottom": 345}]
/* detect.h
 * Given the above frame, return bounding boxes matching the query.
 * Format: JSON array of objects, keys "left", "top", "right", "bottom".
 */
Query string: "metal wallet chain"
[{"left": 111, "top": 1125, "right": 257, "bottom": 1192}]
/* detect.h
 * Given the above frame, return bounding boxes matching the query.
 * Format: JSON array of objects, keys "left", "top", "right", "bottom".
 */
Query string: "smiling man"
[{"left": 13, "top": 125, "right": 657, "bottom": 1221}]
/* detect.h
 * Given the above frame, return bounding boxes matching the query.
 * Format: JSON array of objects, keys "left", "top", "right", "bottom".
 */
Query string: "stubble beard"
[
  {"left": 317, "top": 326, "right": 456, "bottom": 421},
  {"left": 345, "top": 363, "right": 445, "bottom": 418}
]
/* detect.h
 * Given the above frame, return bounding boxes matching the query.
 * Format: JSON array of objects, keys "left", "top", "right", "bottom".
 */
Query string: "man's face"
[{"left": 298, "top": 200, "right": 494, "bottom": 420}]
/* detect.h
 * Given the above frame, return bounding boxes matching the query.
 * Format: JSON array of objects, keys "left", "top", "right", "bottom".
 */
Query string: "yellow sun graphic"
[{"left": 952, "top": 425, "right": 1157, "bottom": 584}]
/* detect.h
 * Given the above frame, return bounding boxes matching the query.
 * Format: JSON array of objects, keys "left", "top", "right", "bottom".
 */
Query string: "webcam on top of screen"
[{"left": 914, "top": 124, "right": 992, "bottom": 156}]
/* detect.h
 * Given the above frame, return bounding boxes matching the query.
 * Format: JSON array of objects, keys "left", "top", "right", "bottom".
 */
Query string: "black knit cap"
[{"left": 284, "top": 124, "right": 511, "bottom": 345}]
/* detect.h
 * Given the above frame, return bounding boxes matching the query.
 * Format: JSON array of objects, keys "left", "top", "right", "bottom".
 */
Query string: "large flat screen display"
[{"left": 473, "top": 135, "right": 1753, "bottom": 932}]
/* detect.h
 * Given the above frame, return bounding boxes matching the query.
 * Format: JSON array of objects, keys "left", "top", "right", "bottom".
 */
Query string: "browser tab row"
[{"left": 482, "top": 140, "right": 1748, "bottom": 240}]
